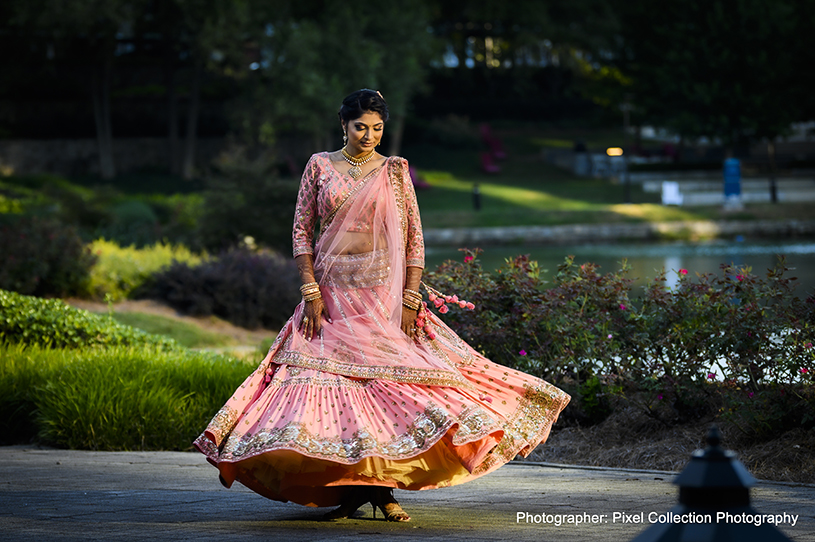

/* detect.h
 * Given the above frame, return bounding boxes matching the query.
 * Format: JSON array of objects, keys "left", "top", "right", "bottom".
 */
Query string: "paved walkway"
[{"left": 1, "top": 446, "right": 813, "bottom": 541}]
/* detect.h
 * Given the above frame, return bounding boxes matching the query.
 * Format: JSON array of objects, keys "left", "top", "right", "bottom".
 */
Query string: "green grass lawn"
[
  {"left": 109, "top": 312, "right": 235, "bottom": 349},
  {"left": 404, "top": 132, "right": 815, "bottom": 230}
]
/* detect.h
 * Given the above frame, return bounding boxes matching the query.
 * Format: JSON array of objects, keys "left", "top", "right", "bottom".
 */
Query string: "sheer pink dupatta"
[{"left": 273, "top": 157, "right": 467, "bottom": 386}]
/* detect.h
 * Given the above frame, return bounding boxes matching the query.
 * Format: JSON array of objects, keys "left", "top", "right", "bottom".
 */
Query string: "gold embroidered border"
[
  {"left": 471, "top": 382, "right": 571, "bottom": 475},
  {"left": 273, "top": 348, "right": 474, "bottom": 390},
  {"left": 387, "top": 158, "right": 408, "bottom": 251},
  {"left": 205, "top": 405, "right": 239, "bottom": 443},
  {"left": 209, "top": 402, "right": 498, "bottom": 464}
]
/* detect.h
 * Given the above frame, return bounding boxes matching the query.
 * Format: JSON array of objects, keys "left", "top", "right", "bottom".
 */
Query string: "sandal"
[{"left": 371, "top": 487, "right": 411, "bottom": 522}]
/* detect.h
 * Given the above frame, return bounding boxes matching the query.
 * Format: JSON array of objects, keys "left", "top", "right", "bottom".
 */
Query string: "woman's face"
[{"left": 343, "top": 111, "right": 384, "bottom": 154}]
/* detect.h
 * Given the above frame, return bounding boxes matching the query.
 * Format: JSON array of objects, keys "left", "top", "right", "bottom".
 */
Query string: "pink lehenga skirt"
[{"left": 194, "top": 251, "right": 570, "bottom": 508}]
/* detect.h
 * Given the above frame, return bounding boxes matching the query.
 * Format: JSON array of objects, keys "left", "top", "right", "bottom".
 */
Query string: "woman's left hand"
[{"left": 401, "top": 306, "right": 419, "bottom": 339}]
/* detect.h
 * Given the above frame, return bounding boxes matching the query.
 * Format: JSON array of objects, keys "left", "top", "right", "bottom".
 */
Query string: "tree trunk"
[
  {"left": 91, "top": 58, "right": 116, "bottom": 180},
  {"left": 768, "top": 140, "right": 778, "bottom": 204},
  {"left": 388, "top": 113, "right": 405, "bottom": 157},
  {"left": 165, "top": 43, "right": 180, "bottom": 175},
  {"left": 181, "top": 60, "right": 202, "bottom": 181}
]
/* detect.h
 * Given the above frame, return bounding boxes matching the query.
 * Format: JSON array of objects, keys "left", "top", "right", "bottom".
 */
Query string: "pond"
[{"left": 425, "top": 239, "right": 815, "bottom": 297}]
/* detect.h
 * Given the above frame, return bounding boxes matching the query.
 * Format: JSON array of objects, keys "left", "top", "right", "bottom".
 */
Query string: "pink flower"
[
  {"left": 619, "top": 304, "right": 626, "bottom": 310},
  {"left": 747, "top": 332, "right": 752, "bottom": 337},
  {"left": 748, "top": 391, "right": 754, "bottom": 397},
  {"left": 458, "top": 300, "right": 467, "bottom": 308},
  {"left": 607, "top": 334, "right": 613, "bottom": 339},
  {"left": 466, "top": 302, "right": 475, "bottom": 310},
  {"left": 519, "top": 349, "right": 527, "bottom": 356},
  {"left": 657, "top": 394, "right": 663, "bottom": 400},
  {"left": 464, "top": 255, "right": 474, "bottom": 263},
  {"left": 445, "top": 296, "right": 453, "bottom": 303},
  {"left": 806, "top": 342, "right": 813, "bottom": 349},
  {"left": 415, "top": 318, "right": 425, "bottom": 328},
  {"left": 707, "top": 373, "right": 715, "bottom": 380},
  {"left": 451, "top": 295, "right": 459, "bottom": 303},
  {"left": 439, "top": 304, "right": 449, "bottom": 314},
  {"left": 679, "top": 269, "right": 688, "bottom": 275},
  {"left": 434, "top": 298, "right": 444, "bottom": 308},
  {"left": 801, "top": 368, "right": 809, "bottom": 374},
  {"left": 428, "top": 293, "right": 437, "bottom": 302},
  {"left": 736, "top": 274, "right": 744, "bottom": 281},
  {"left": 428, "top": 332, "right": 437, "bottom": 340}
]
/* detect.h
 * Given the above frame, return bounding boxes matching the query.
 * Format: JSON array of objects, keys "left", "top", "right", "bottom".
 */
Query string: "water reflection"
[{"left": 426, "top": 240, "right": 815, "bottom": 296}]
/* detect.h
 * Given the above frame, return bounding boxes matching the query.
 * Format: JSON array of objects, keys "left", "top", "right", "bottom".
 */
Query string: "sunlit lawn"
[
  {"left": 407, "top": 137, "right": 814, "bottom": 230},
  {"left": 108, "top": 312, "right": 235, "bottom": 348}
]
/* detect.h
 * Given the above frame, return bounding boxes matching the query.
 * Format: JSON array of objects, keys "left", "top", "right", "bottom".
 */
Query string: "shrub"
[
  {"left": 88, "top": 238, "right": 205, "bottom": 301},
  {"left": 0, "top": 289, "right": 177, "bottom": 350},
  {"left": 0, "top": 342, "right": 253, "bottom": 449},
  {"left": 0, "top": 216, "right": 96, "bottom": 297},
  {"left": 147, "top": 247, "right": 301, "bottom": 329},
  {"left": 196, "top": 151, "right": 299, "bottom": 252},
  {"left": 427, "top": 250, "right": 815, "bottom": 433}
]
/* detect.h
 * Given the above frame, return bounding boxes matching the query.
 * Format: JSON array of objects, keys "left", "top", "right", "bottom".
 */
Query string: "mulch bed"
[{"left": 524, "top": 406, "right": 815, "bottom": 483}]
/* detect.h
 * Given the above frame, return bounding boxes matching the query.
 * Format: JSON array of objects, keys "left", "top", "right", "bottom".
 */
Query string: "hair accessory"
[{"left": 376, "top": 90, "right": 384, "bottom": 99}]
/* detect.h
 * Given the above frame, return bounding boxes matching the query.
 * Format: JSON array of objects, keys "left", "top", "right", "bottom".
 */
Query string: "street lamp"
[{"left": 630, "top": 426, "right": 792, "bottom": 541}]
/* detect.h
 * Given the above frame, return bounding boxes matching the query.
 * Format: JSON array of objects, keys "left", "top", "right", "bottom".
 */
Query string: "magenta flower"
[
  {"left": 679, "top": 269, "right": 688, "bottom": 275},
  {"left": 736, "top": 274, "right": 744, "bottom": 281},
  {"left": 748, "top": 391, "right": 754, "bottom": 397},
  {"left": 619, "top": 304, "right": 626, "bottom": 310},
  {"left": 464, "top": 255, "right": 474, "bottom": 263},
  {"left": 519, "top": 349, "right": 527, "bottom": 356},
  {"left": 707, "top": 373, "right": 715, "bottom": 380},
  {"left": 607, "top": 334, "right": 613, "bottom": 339},
  {"left": 801, "top": 368, "right": 809, "bottom": 374},
  {"left": 428, "top": 331, "right": 437, "bottom": 340},
  {"left": 806, "top": 342, "right": 813, "bottom": 349},
  {"left": 657, "top": 394, "right": 663, "bottom": 400}
]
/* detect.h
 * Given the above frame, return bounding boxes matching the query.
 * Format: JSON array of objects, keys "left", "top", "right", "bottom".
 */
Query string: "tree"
[
  {"left": 8, "top": 0, "right": 149, "bottom": 179},
  {"left": 612, "top": 0, "right": 804, "bottom": 153}
]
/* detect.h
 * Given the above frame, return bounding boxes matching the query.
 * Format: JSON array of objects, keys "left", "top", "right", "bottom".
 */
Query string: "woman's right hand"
[{"left": 300, "top": 297, "right": 331, "bottom": 341}]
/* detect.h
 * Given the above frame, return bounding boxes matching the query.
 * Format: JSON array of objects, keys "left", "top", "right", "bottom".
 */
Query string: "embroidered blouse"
[{"left": 292, "top": 152, "right": 425, "bottom": 268}]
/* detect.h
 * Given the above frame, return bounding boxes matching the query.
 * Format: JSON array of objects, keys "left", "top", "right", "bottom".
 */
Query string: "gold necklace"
[{"left": 341, "top": 147, "right": 376, "bottom": 179}]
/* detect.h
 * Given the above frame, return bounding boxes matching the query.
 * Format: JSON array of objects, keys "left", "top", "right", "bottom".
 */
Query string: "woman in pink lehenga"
[{"left": 194, "top": 89, "right": 570, "bottom": 522}]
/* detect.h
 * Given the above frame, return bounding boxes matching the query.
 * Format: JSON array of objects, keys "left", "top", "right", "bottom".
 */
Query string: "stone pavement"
[{"left": 1, "top": 446, "right": 813, "bottom": 542}]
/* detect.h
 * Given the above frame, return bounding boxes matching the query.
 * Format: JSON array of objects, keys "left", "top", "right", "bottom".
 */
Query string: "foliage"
[
  {"left": 0, "top": 216, "right": 96, "bottom": 297},
  {"left": 1, "top": 174, "right": 204, "bottom": 247},
  {"left": 611, "top": 0, "right": 804, "bottom": 146},
  {"left": 0, "top": 289, "right": 177, "bottom": 351},
  {"left": 196, "top": 149, "right": 299, "bottom": 252},
  {"left": 428, "top": 249, "right": 815, "bottom": 433},
  {"left": 146, "top": 247, "right": 301, "bottom": 329},
  {"left": 88, "top": 238, "right": 205, "bottom": 301},
  {"left": 0, "top": 342, "right": 253, "bottom": 449}
]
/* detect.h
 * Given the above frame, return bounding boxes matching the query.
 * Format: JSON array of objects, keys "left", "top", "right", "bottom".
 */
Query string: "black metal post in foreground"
[{"left": 630, "top": 426, "right": 792, "bottom": 542}]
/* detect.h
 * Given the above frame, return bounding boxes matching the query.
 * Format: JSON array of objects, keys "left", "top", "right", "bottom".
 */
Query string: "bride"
[{"left": 194, "top": 89, "right": 570, "bottom": 522}]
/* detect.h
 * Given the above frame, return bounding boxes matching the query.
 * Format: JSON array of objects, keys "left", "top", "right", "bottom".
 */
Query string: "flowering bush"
[{"left": 428, "top": 250, "right": 815, "bottom": 435}]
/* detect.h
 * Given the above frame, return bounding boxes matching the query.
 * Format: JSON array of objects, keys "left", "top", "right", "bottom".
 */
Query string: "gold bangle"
[
  {"left": 301, "top": 287, "right": 320, "bottom": 296},
  {"left": 402, "top": 299, "right": 420, "bottom": 311},
  {"left": 303, "top": 293, "right": 322, "bottom": 302},
  {"left": 404, "top": 289, "right": 421, "bottom": 298},
  {"left": 299, "top": 282, "right": 319, "bottom": 293}
]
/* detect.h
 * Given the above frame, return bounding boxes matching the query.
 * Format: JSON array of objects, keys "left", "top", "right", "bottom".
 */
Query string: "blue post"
[{"left": 723, "top": 158, "right": 742, "bottom": 209}]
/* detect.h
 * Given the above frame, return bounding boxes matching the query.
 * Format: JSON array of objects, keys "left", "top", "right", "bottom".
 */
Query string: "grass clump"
[
  {"left": 0, "top": 289, "right": 177, "bottom": 350},
  {"left": 0, "top": 343, "right": 254, "bottom": 449},
  {"left": 88, "top": 238, "right": 206, "bottom": 301}
]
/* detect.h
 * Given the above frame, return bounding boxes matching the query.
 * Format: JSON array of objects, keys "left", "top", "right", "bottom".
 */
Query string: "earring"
[{"left": 343, "top": 132, "right": 347, "bottom": 145}]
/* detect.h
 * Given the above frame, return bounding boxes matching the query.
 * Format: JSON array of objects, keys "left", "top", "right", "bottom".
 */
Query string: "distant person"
[{"left": 194, "top": 89, "right": 570, "bottom": 522}]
